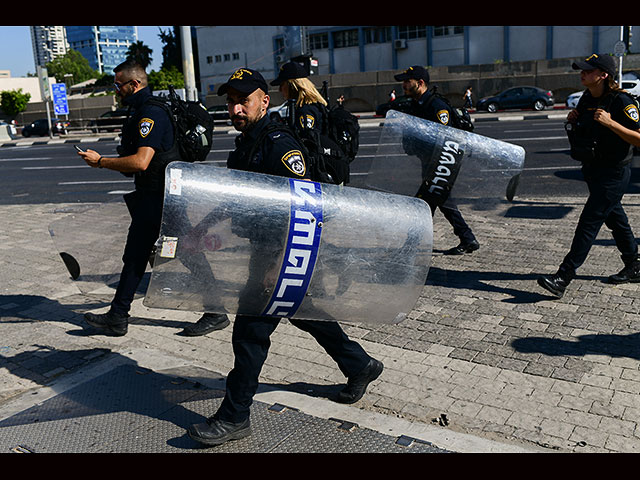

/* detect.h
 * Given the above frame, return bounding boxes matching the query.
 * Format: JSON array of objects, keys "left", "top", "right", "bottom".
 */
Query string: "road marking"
[{"left": 58, "top": 180, "right": 133, "bottom": 185}]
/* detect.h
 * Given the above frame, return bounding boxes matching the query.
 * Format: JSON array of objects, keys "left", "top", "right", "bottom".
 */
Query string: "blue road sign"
[{"left": 52, "top": 83, "right": 69, "bottom": 116}]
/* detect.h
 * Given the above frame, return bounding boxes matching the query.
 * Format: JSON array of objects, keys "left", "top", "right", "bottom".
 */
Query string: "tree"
[
  {"left": 46, "top": 49, "right": 100, "bottom": 85},
  {"left": 148, "top": 66, "right": 184, "bottom": 91},
  {"left": 159, "top": 27, "right": 182, "bottom": 72},
  {"left": 0, "top": 89, "right": 31, "bottom": 117},
  {"left": 126, "top": 41, "right": 153, "bottom": 70}
]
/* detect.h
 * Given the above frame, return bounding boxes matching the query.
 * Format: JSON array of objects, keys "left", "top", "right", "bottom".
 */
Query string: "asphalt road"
[{"left": 1, "top": 116, "right": 639, "bottom": 205}]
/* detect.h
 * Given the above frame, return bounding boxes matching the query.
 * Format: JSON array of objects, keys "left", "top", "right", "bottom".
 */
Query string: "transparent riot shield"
[
  {"left": 48, "top": 200, "right": 132, "bottom": 294},
  {"left": 143, "top": 162, "right": 433, "bottom": 325},
  {"left": 366, "top": 110, "right": 526, "bottom": 210}
]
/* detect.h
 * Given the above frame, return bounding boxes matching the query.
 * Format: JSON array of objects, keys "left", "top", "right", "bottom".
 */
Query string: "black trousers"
[
  {"left": 215, "top": 315, "right": 372, "bottom": 423},
  {"left": 428, "top": 200, "right": 476, "bottom": 244},
  {"left": 560, "top": 163, "right": 638, "bottom": 274},
  {"left": 111, "top": 190, "right": 164, "bottom": 316}
]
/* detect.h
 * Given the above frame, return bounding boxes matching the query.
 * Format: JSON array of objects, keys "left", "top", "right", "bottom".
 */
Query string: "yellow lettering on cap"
[{"left": 230, "top": 68, "right": 252, "bottom": 81}]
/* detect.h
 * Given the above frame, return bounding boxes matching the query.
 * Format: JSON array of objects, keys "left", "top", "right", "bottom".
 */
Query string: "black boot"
[
  {"left": 180, "top": 312, "right": 230, "bottom": 336},
  {"left": 188, "top": 417, "right": 251, "bottom": 446},
  {"left": 336, "top": 358, "right": 384, "bottom": 404},
  {"left": 608, "top": 261, "right": 640, "bottom": 284},
  {"left": 84, "top": 310, "right": 129, "bottom": 336},
  {"left": 444, "top": 239, "right": 480, "bottom": 255},
  {"left": 537, "top": 269, "right": 573, "bottom": 298}
]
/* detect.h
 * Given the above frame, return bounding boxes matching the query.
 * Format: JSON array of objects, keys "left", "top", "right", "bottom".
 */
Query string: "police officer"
[
  {"left": 394, "top": 65, "right": 480, "bottom": 255},
  {"left": 187, "top": 68, "right": 383, "bottom": 447},
  {"left": 77, "top": 59, "right": 230, "bottom": 336},
  {"left": 538, "top": 54, "right": 640, "bottom": 298},
  {"left": 270, "top": 60, "right": 327, "bottom": 135}
]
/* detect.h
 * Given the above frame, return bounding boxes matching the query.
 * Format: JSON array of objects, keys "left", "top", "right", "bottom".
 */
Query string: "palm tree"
[{"left": 126, "top": 41, "right": 153, "bottom": 69}]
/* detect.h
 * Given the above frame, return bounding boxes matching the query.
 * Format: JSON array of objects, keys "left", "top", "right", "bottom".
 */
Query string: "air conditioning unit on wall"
[{"left": 394, "top": 39, "right": 407, "bottom": 50}]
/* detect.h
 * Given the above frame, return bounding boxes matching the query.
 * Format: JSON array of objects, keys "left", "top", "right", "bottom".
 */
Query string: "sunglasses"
[{"left": 113, "top": 79, "right": 137, "bottom": 92}]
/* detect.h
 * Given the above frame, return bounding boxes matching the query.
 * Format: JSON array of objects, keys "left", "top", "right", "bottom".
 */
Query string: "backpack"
[
  {"left": 323, "top": 104, "right": 360, "bottom": 162},
  {"left": 250, "top": 118, "right": 350, "bottom": 185},
  {"left": 146, "top": 85, "right": 214, "bottom": 163},
  {"left": 425, "top": 87, "right": 474, "bottom": 132}
]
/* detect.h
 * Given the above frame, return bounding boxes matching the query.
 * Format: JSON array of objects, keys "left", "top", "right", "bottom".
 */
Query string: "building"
[
  {"left": 196, "top": 25, "right": 638, "bottom": 97},
  {"left": 30, "top": 26, "right": 69, "bottom": 70},
  {"left": 65, "top": 26, "right": 138, "bottom": 75}
]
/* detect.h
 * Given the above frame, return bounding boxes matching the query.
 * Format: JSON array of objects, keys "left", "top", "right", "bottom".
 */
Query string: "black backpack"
[
  {"left": 323, "top": 104, "right": 360, "bottom": 162},
  {"left": 146, "top": 85, "right": 214, "bottom": 162},
  {"left": 425, "top": 87, "right": 474, "bottom": 132}
]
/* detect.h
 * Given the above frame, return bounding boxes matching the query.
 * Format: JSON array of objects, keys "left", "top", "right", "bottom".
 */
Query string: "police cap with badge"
[
  {"left": 269, "top": 61, "right": 309, "bottom": 86},
  {"left": 393, "top": 65, "right": 430, "bottom": 84},
  {"left": 217, "top": 67, "right": 269, "bottom": 96}
]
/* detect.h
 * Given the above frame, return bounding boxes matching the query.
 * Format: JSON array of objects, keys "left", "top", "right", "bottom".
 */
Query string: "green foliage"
[
  {"left": 148, "top": 66, "right": 184, "bottom": 91},
  {"left": 126, "top": 41, "right": 153, "bottom": 69},
  {"left": 46, "top": 49, "right": 100, "bottom": 85},
  {"left": 0, "top": 88, "right": 31, "bottom": 117}
]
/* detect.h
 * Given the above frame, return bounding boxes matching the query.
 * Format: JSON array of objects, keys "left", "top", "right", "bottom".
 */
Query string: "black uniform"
[
  {"left": 410, "top": 89, "right": 477, "bottom": 246},
  {"left": 214, "top": 114, "right": 373, "bottom": 424},
  {"left": 294, "top": 102, "right": 325, "bottom": 135},
  {"left": 110, "top": 86, "right": 179, "bottom": 316},
  {"left": 558, "top": 89, "right": 640, "bottom": 277}
]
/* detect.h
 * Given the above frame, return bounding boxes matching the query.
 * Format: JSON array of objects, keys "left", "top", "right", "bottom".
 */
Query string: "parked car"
[
  {"left": 88, "top": 109, "right": 129, "bottom": 133},
  {"left": 21, "top": 118, "right": 70, "bottom": 137},
  {"left": 476, "top": 86, "right": 554, "bottom": 113},
  {"left": 375, "top": 95, "right": 413, "bottom": 116},
  {"left": 267, "top": 102, "right": 290, "bottom": 122},
  {"left": 207, "top": 105, "right": 230, "bottom": 121},
  {"left": 566, "top": 90, "right": 583, "bottom": 109}
]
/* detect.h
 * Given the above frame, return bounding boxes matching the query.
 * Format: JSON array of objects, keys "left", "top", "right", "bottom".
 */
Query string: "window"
[
  {"left": 206, "top": 56, "right": 213, "bottom": 64},
  {"left": 397, "top": 26, "right": 427, "bottom": 40},
  {"left": 309, "top": 32, "right": 329, "bottom": 50},
  {"left": 333, "top": 29, "right": 359, "bottom": 48},
  {"left": 364, "top": 27, "right": 391, "bottom": 44},
  {"left": 233, "top": 53, "right": 240, "bottom": 60},
  {"left": 433, "top": 26, "right": 464, "bottom": 37}
]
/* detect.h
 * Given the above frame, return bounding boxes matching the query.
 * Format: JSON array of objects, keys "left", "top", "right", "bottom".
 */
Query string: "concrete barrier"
[{"left": 0, "top": 124, "right": 15, "bottom": 141}]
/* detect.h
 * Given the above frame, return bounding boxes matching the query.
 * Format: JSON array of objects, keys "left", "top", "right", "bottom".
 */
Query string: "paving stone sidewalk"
[{"left": 1, "top": 189, "right": 640, "bottom": 452}]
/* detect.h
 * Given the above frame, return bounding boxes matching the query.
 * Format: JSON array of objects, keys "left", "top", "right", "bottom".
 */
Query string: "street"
[{"left": 1, "top": 114, "right": 626, "bottom": 205}]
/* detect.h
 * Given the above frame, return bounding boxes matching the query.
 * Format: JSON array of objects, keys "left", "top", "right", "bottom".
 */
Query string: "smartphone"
[{"left": 74, "top": 145, "right": 85, "bottom": 153}]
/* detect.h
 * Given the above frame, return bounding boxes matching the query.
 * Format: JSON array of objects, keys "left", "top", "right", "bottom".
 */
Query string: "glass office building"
[{"left": 65, "top": 26, "right": 137, "bottom": 75}]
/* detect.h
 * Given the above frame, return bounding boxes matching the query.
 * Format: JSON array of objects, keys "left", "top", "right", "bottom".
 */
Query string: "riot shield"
[
  {"left": 48, "top": 200, "right": 133, "bottom": 294},
  {"left": 366, "top": 110, "right": 526, "bottom": 209},
  {"left": 143, "top": 162, "right": 433, "bottom": 325}
]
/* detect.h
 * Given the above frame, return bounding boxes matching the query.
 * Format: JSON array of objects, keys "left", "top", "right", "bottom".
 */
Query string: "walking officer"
[
  {"left": 394, "top": 65, "right": 480, "bottom": 255},
  {"left": 187, "top": 68, "right": 383, "bottom": 447},
  {"left": 77, "top": 59, "right": 229, "bottom": 336},
  {"left": 538, "top": 53, "right": 640, "bottom": 298}
]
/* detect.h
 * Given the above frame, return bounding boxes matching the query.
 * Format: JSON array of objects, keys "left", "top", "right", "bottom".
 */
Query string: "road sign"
[
  {"left": 52, "top": 83, "right": 69, "bottom": 116},
  {"left": 614, "top": 40, "right": 626, "bottom": 57}
]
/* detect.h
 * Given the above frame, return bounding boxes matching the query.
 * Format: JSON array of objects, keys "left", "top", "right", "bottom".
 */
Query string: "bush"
[{"left": 0, "top": 89, "right": 31, "bottom": 117}]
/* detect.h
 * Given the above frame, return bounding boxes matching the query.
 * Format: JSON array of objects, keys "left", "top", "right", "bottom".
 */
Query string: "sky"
[{"left": 0, "top": 26, "right": 172, "bottom": 78}]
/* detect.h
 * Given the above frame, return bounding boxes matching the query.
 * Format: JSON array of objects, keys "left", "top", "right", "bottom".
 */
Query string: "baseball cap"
[
  {"left": 218, "top": 68, "right": 269, "bottom": 96},
  {"left": 394, "top": 65, "right": 430, "bottom": 83},
  {"left": 270, "top": 61, "right": 309, "bottom": 86},
  {"left": 572, "top": 54, "right": 617, "bottom": 77}
]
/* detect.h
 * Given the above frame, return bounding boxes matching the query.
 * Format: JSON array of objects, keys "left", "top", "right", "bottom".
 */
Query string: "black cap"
[
  {"left": 218, "top": 68, "right": 269, "bottom": 96},
  {"left": 270, "top": 61, "right": 309, "bottom": 86},
  {"left": 394, "top": 65, "right": 430, "bottom": 83},
  {"left": 572, "top": 54, "right": 617, "bottom": 77}
]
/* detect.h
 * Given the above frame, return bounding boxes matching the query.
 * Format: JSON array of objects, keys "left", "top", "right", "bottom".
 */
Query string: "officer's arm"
[
  {"left": 78, "top": 146, "right": 155, "bottom": 172},
  {"left": 594, "top": 109, "right": 640, "bottom": 147}
]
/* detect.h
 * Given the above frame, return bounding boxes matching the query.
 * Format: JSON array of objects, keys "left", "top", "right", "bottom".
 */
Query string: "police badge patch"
[
  {"left": 624, "top": 104, "right": 639, "bottom": 123},
  {"left": 299, "top": 114, "right": 315, "bottom": 129},
  {"left": 437, "top": 110, "right": 450, "bottom": 125},
  {"left": 281, "top": 150, "right": 306, "bottom": 176},
  {"left": 139, "top": 118, "right": 154, "bottom": 138}
]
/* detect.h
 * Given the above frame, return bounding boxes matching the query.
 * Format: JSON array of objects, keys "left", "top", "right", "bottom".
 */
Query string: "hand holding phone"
[{"left": 74, "top": 145, "right": 85, "bottom": 153}]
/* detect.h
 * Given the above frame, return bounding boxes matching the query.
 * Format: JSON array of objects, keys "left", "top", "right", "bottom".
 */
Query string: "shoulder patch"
[
  {"left": 281, "top": 150, "right": 306, "bottom": 177},
  {"left": 139, "top": 118, "right": 154, "bottom": 138},
  {"left": 624, "top": 104, "right": 639, "bottom": 123},
  {"left": 437, "top": 109, "right": 450, "bottom": 125},
  {"left": 299, "top": 114, "right": 315, "bottom": 129}
]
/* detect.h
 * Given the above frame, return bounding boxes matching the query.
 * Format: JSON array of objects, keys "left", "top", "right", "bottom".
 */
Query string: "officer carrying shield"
[
  {"left": 76, "top": 59, "right": 229, "bottom": 336},
  {"left": 537, "top": 54, "right": 640, "bottom": 298},
  {"left": 394, "top": 66, "right": 480, "bottom": 255},
  {"left": 187, "top": 68, "right": 383, "bottom": 447}
]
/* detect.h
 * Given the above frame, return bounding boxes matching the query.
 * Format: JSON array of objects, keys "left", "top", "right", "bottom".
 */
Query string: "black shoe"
[
  {"left": 444, "top": 240, "right": 480, "bottom": 255},
  {"left": 336, "top": 358, "right": 384, "bottom": 404},
  {"left": 608, "top": 263, "right": 640, "bottom": 284},
  {"left": 84, "top": 310, "right": 129, "bottom": 336},
  {"left": 188, "top": 417, "right": 251, "bottom": 446},
  {"left": 180, "top": 313, "right": 230, "bottom": 336},
  {"left": 537, "top": 273, "right": 571, "bottom": 298}
]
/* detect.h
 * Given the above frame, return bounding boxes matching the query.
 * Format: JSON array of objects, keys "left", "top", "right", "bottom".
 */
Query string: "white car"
[
  {"left": 566, "top": 91, "right": 583, "bottom": 109},
  {"left": 267, "top": 102, "right": 290, "bottom": 121}
]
